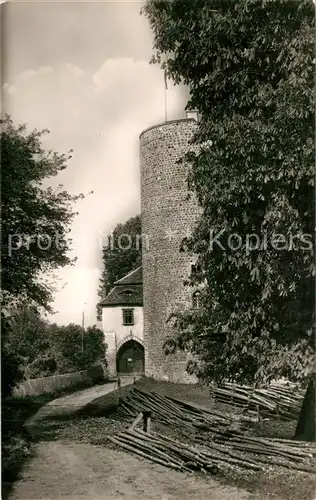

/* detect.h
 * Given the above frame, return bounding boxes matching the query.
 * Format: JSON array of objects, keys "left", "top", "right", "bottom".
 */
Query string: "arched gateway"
[
  {"left": 116, "top": 339, "right": 144, "bottom": 375},
  {"left": 99, "top": 266, "right": 144, "bottom": 377}
]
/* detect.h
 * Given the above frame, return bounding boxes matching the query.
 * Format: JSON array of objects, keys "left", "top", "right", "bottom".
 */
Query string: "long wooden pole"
[
  {"left": 164, "top": 69, "right": 168, "bottom": 122},
  {"left": 81, "top": 310, "right": 84, "bottom": 354}
]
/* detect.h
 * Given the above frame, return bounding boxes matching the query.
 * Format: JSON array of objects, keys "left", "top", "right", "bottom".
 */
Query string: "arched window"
[{"left": 192, "top": 291, "right": 201, "bottom": 310}]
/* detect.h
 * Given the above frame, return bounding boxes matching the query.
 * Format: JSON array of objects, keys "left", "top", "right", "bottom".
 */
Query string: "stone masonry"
[{"left": 140, "top": 119, "right": 201, "bottom": 383}]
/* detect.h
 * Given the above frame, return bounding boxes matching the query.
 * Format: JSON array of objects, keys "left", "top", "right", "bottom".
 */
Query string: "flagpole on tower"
[{"left": 164, "top": 68, "right": 168, "bottom": 122}]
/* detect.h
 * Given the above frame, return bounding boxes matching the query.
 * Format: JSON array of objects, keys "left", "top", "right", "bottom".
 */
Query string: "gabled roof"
[
  {"left": 114, "top": 266, "right": 142, "bottom": 286},
  {"left": 98, "top": 266, "right": 143, "bottom": 307},
  {"left": 99, "top": 284, "right": 143, "bottom": 307}
]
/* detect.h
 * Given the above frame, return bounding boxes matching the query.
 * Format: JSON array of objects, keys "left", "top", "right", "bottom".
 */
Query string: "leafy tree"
[
  {"left": 48, "top": 323, "right": 106, "bottom": 373},
  {"left": 143, "top": 0, "right": 315, "bottom": 436},
  {"left": 10, "top": 306, "right": 58, "bottom": 378},
  {"left": 3, "top": 305, "right": 106, "bottom": 378},
  {"left": 97, "top": 215, "right": 142, "bottom": 318},
  {"left": 1, "top": 115, "right": 85, "bottom": 392},
  {"left": 1, "top": 115, "right": 85, "bottom": 312},
  {"left": 3, "top": 305, "right": 53, "bottom": 377}
]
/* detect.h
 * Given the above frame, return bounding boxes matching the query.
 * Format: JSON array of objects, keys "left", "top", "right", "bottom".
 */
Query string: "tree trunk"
[{"left": 294, "top": 374, "right": 316, "bottom": 441}]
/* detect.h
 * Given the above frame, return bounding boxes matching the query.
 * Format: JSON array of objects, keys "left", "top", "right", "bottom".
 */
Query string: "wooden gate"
[{"left": 116, "top": 339, "right": 144, "bottom": 374}]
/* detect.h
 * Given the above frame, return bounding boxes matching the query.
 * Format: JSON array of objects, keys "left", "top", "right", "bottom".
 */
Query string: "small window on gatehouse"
[{"left": 123, "top": 309, "right": 134, "bottom": 325}]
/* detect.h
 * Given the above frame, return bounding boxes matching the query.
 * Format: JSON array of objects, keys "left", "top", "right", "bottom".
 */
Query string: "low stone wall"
[{"left": 13, "top": 365, "right": 106, "bottom": 397}]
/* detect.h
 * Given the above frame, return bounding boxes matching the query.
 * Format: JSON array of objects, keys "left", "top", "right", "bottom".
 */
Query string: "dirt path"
[
  {"left": 26, "top": 376, "right": 137, "bottom": 433},
  {"left": 10, "top": 440, "right": 260, "bottom": 500}
]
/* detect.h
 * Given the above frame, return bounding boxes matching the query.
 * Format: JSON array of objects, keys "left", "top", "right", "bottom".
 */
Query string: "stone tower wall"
[{"left": 140, "top": 119, "right": 201, "bottom": 383}]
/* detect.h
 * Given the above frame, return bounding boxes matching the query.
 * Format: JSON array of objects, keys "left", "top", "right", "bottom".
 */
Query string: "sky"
[{"left": 2, "top": 0, "right": 188, "bottom": 326}]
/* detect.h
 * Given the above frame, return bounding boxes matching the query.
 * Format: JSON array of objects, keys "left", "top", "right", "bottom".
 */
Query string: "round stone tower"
[{"left": 140, "top": 118, "right": 201, "bottom": 383}]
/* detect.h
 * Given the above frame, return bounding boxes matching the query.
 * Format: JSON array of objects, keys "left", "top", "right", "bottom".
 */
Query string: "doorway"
[{"left": 116, "top": 339, "right": 144, "bottom": 374}]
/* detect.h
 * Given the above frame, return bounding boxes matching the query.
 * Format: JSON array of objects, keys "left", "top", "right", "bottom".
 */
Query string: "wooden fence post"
[
  {"left": 143, "top": 411, "right": 152, "bottom": 434},
  {"left": 118, "top": 376, "right": 122, "bottom": 402},
  {"left": 256, "top": 404, "right": 261, "bottom": 423},
  {"left": 129, "top": 412, "right": 143, "bottom": 431}
]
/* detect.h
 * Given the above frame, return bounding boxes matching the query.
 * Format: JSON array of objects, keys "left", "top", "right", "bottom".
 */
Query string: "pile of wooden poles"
[
  {"left": 212, "top": 381, "right": 304, "bottom": 420},
  {"left": 108, "top": 428, "right": 221, "bottom": 473},
  {"left": 113, "top": 387, "right": 232, "bottom": 430},
  {"left": 108, "top": 427, "right": 263, "bottom": 474},
  {"left": 109, "top": 426, "right": 316, "bottom": 474},
  {"left": 192, "top": 427, "right": 316, "bottom": 473},
  {"left": 110, "top": 388, "right": 316, "bottom": 474}
]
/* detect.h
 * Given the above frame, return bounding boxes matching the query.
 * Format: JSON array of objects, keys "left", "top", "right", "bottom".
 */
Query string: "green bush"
[
  {"left": 1, "top": 312, "right": 25, "bottom": 397},
  {"left": 49, "top": 323, "right": 106, "bottom": 374},
  {"left": 3, "top": 306, "right": 107, "bottom": 383},
  {"left": 86, "top": 364, "right": 106, "bottom": 383},
  {"left": 26, "top": 355, "right": 57, "bottom": 378}
]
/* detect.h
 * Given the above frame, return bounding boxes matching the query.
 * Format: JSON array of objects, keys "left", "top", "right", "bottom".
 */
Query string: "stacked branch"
[
  {"left": 111, "top": 388, "right": 316, "bottom": 474},
  {"left": 109, "top": 426, "right": 316, "bottom": 475},
  {"left": 194, "top": 428, "right": 316, "bottom": 473},
  {"left": 108, "top": 427, "right": 260, "bottom": 474},
  {"left": 212, "top": 381, "right": 304, "bottom": 420},
  {"left": 114, "top": 387, "right": 232, "bottom": 430}
]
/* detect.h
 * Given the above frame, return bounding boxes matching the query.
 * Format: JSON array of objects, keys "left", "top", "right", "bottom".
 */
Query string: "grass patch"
[{"left": 75, "top": 377, "right": 214, "bottom": 419}]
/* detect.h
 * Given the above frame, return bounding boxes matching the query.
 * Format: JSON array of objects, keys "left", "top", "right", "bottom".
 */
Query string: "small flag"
[{"left": 164, "top": 69, "right": 168, "bottom": 90}]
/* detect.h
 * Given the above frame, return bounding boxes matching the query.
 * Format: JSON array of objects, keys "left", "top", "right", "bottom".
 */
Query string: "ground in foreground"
[
  {"left": 9, "top": 440, "right": 257, "bottom": 500},
  {"left": 10, "top": 378, "right": 316, "bottom": 500}
]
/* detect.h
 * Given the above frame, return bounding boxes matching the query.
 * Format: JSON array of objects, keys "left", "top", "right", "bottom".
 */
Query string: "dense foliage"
[
  {"left": 1, "top": 313, "right": 25, "bottom": 397},
  {"left": 3, "top": 306, "right": 106, "bottom": 379},
  {"left": 48, "top": 323, "right": 106, "bottom": 374},
  {"left": 1, "top": 115, "right": 85, "bottom": 312},
  {"left": 1, "top": 115, "right": 88, "bottom": 395},
  {"left": 97, "top": 214, "right": 142, "bottom": 317},
  {"left": 143, "top": 0, "right": 315, "bottom": 385},
  {"left": 3, "top": 307, "right": 53, "bottom": 378}
]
